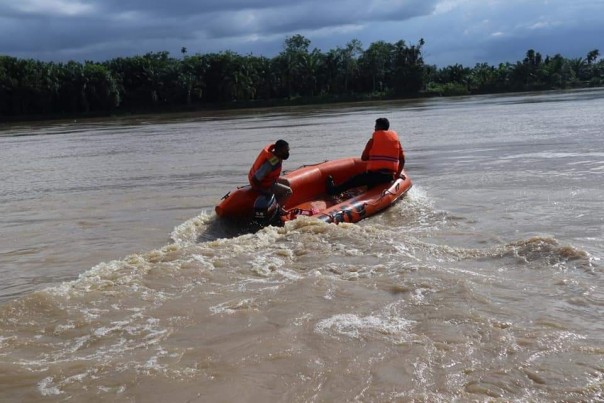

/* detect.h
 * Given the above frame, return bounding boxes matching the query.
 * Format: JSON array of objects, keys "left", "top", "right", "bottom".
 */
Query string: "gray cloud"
[
  {"left": 0, "top": 1, "right": 437, "bottom": 57},
  {"left": 376, "top": 0, "right": 604, "bottom": 66},
  {"left": 0, "top": 0, "right": 602, "bottom": 66}
]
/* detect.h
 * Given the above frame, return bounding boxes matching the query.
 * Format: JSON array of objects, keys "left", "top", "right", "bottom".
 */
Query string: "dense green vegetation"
[{"left": 0, "top": 35, "right": 601, "bottom": 119}]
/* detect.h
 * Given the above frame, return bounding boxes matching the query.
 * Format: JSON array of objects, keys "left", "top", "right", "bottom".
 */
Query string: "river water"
[{"left": 1, "top": 89, "right": 602, "bottom": 401}]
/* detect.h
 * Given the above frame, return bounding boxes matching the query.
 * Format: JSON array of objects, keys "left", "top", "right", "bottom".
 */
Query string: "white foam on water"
[
  {"left": 43, "top": 256, "right": 148, "bottom": 299},
  {"left": 38, "top": 377, "right": 62, "bottom": 396},
  {"left": 170, "top": 211, "right": 214, "bottom": 246},
  {"left": 190, "top": 254, "right": 216, "bottom": 271},
  {"left": 315, "top": 309, "right": 415, "bottom": 344},
  {"left": 98, "top": 385, "right": 126, "bottom": 394},
  {"left": 249, "top": 253, "right": 286, "bottom": 277},
  {"left": 209, "top": 298, "right": 259, "bottom": 315},
  {"left": 66, "top": 336, "right": 91, "bottom": 354},
  {"left": 0, "top": 335, "right": 15, "bottom": 348}
]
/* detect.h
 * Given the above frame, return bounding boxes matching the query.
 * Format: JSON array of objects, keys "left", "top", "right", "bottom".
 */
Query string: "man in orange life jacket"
[
  {"left": 327, "top": 118, "right": 405, "bottom": 195},
  {"left": 248, "top": 139, "right": 293, "bottom": 207}
]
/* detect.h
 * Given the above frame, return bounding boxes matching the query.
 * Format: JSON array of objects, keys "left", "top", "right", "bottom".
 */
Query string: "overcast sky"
[{"left": 1, "top": 0, "right": 602, "bottom": 67}]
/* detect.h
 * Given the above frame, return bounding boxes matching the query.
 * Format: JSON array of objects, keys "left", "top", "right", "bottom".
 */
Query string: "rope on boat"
[{"left": 283, "top": 160, "right": 328, "bottom": 174}]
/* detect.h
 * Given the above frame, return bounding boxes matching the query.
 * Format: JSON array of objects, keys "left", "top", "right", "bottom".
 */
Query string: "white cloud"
[
  {"left": 111, "top": 11, "right": 147, "bottom": 23},
  {"left": 15, "top": 0, "right": 94, "bottom": 16},
  {"left": 433, "top": 0, "right": 469, "bottom": 14}
]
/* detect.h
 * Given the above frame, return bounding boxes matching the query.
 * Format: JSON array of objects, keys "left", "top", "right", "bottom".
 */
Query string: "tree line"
[{"left": 0, "top": 34, "right": 602, "bottom": 118}]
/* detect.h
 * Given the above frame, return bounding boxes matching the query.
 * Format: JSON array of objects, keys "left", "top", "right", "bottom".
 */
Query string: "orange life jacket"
[
  {"left": 248, "top": 144, "right": 282, "bottom": 189},
  {"left": 367, "top": 130, "right": 401, "bottom": 172}
]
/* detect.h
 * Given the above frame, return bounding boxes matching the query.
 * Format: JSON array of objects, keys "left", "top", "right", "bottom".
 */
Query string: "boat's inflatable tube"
[{"left": 216, "top": 157, "right": 412, "bottom": 226}]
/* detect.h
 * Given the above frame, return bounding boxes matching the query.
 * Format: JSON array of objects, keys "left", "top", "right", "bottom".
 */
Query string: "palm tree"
[
  {"left": 299, "top": 50, "right": 322, "bottom": 96},
  {"left": 586, "top": 49, "right": 599, "bottom": 64},
  {"left": 568, "top": 57, "right": 586, "bottom": 82},
  {"left": 360, "top": 41, "right": 393, "bottom": 93},
  {"left": 279, "top": 34, "right": 312, "bottom": 98}
]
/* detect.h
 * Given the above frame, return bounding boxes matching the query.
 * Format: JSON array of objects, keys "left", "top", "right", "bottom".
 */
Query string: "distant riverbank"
[{"left": 2, "top": 39, "right": 601, "bottom": 123}]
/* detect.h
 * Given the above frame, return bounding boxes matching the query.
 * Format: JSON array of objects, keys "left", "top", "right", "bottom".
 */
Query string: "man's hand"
[
  {"left": 251, "top": 177, "right": 262, "bottom": 188},
  {"left": 251, "top": 178, "right": 272, "bottom": 195}
]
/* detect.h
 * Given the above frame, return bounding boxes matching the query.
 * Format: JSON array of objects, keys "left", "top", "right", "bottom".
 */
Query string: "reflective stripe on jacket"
[
  {"left": 248, "top": 144, "right": 282, "bottom": 188},
  {"left": 366, "top": 130, "right": 401, "bottom": 172}
]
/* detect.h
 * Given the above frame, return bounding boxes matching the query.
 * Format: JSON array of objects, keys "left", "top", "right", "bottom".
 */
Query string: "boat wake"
[{"left": 0, "top": 185, "right": 600, "bottom": 401}]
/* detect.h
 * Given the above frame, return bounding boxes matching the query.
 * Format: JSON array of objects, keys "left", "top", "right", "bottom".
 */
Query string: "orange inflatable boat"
[{"left": 215, "top": 157, "right": 412, "bottom": 226}]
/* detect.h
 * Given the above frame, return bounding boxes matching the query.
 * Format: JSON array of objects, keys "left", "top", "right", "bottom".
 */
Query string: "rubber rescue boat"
[{"left": 215, "top": 157, "right": 412, "bottom": 227}]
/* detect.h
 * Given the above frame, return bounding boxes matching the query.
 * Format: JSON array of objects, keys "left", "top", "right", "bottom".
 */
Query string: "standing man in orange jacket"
[
  {"left": 248, "top": 139, "right": 293, "bottom": 207},
  {"left": 327, "top": 118, "right": 405, "bottom": 195}
]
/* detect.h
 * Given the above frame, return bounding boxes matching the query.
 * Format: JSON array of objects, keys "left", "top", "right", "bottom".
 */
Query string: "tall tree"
[
  {"left": 390, "top": 39, "right": 425, "bottom": 95},
  {"left": 586, "top": 49, "right": 599, "bottom": 64},
  {"left": 360, "top": 41, "right": 393, "bottom": 93},
  {"left": 82, "top": 62, "right": 120, "bottom": 111},
  {"left": 278, "top": 34, "right": 312, "bottom": 98},
  {"left": 342, "top": 39, "right": 363, "bottom": 92}
]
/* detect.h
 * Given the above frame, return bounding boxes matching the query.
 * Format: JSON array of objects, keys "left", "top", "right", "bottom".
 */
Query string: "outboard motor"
[{"left": 253, "top": 193, "right": 280, "bottom": 226}]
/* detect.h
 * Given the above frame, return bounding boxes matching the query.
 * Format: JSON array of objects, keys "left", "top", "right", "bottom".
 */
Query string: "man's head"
[
  {"left": 274, "top": 139, "right": 290, "bottom": 160},
  {"left": 375, "top": 118, "right": 390, "bottom": 131}
]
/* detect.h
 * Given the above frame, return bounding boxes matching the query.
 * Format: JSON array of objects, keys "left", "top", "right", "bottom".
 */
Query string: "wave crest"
[{"left": 502, "top": 236, "right": 595, "bottom": 270}]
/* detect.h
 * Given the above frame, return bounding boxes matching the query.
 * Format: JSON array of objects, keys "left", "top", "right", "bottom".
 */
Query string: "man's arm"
[
  {"left": 251, "top": 160, "right": 276, "bottom": 193},
  {"left": 250, "top": 176, "right": 264, "bottom": 189},
  {"left": 397, "top": 145, "right": 405, "bottom": 176},
  {"left": 361, "top": 138, "right": 373, "bottom": 161}
]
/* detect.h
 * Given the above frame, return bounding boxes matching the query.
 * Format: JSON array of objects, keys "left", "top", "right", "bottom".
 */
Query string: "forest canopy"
[{"left": 0, "top": 35, "right": 601, "bottom": 118}]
